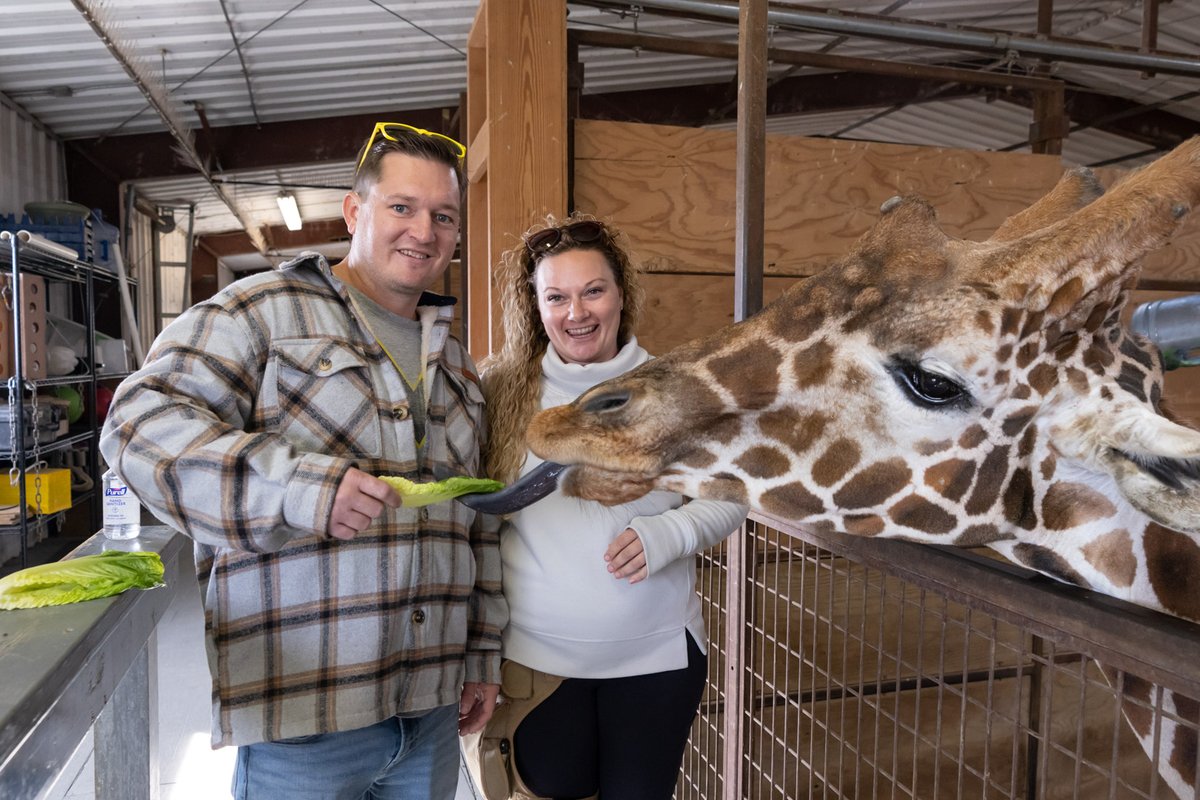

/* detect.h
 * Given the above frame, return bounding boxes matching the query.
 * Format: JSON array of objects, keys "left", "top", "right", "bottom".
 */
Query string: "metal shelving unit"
[{"left": 0, "top": 232, "right": 130, "bottom": 567}]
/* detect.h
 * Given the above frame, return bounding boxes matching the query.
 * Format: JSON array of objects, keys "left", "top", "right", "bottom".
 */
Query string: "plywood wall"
[{"left": 572, "top": 119, "right": 1200, "bottom": 427}]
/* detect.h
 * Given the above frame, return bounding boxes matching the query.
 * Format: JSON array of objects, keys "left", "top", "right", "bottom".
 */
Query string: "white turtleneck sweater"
[{"left": 500, "top": 337, "right": 749, "bottom": 679}]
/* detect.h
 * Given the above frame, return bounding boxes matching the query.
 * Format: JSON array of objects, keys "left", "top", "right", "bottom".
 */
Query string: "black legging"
[{"left": 512, "top": 633, "right": 707, "bottom": 800}]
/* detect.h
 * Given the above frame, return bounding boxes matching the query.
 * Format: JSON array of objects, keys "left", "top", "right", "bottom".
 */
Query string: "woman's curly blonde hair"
[{"left": 481, "top": 212, "right": 645, "bottom": 484}]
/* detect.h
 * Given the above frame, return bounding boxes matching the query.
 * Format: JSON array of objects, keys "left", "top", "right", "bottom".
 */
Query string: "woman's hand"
[{"left": 605, "top": 528, "right": 648, "bottom": 584}]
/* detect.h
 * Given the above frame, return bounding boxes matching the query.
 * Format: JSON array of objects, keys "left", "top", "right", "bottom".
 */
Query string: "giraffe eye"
[
  {"left": 582, "top": 390, "right": 630, "bottom": 414},
  {"left": 890, "top": 360, "right": 969, "bottom": 410}
]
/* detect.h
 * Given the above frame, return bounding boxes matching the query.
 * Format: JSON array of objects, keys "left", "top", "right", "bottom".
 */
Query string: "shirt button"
[
  {"left": 392, "top": 405, "right": 410, "bottom": 420},
  {"left": 411, "top": 609, "right": 426, "bottom": 624},
  {"left": 317, "top": 357, "right": 332, "bottom": 372},
  {"left": 418, "top": 507, "right": 429, "bottom": 522}
]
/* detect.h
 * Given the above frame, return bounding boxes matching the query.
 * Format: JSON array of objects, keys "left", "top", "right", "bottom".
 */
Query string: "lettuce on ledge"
[{"left": 0, "top": 550, "right": 165, "bottom": 610}]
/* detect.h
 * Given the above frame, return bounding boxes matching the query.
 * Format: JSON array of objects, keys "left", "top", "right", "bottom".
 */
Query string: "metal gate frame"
[{"left": 681, "top": 511, "right": 1200, "bottom": 799}]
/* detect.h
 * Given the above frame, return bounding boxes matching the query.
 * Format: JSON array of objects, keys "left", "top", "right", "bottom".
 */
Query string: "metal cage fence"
[{"left": 679, "top": 512, "right": 1200, "bottom": 800}]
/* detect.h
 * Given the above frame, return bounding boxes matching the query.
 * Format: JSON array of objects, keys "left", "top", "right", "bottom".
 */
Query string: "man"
[{"left": 99, "top": 124, "right": 504, "bottom": 799}]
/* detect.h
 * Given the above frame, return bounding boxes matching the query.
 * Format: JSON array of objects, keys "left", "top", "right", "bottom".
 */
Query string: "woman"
[{"left": 482, "top": 214, "right": 748, "bottom": 799}]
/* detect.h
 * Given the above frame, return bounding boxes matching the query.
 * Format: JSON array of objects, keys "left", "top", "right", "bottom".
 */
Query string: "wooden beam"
[{"left": 468, "top": 0, "right": 568, "bottom": 359}]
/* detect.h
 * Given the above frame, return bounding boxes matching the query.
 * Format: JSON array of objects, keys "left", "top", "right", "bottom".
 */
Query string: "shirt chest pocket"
[{"left": 265, "top": 338, "right": 383, "bottom": 458}]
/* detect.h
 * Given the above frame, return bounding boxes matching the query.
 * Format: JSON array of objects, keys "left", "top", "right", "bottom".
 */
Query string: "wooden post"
[
  {"left": 734, "top": 0, "right": 767, "bottom": 323},
  {"left": 464, "top": 0, "right": 568, "bottom": 360}
]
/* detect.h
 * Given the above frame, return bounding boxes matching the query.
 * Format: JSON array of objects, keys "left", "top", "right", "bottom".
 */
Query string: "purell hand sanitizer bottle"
[{"left": 102, "top": 469, "right": 141, "bottom": 540}]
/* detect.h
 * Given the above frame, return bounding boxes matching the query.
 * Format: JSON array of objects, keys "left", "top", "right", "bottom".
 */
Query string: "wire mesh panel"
[{"left": 680, "top": 514, "right": 1200, "bottom": 800}]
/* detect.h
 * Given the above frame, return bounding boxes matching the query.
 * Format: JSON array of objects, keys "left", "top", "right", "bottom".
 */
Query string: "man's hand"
[
  {"left": 328, "top": 468, "right": 401, "bottom": 540},
  {"left": 605, "top": 527, "right": 648, "bottom": 584},
  {"left": 458, "top": 681, "right": 500, "bottom": 735}
]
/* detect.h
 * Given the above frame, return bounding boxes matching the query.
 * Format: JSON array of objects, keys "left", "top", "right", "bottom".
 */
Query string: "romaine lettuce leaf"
[
  {"left": 0, "top": 550, "right": 165, "bottom": 610},
  {"left": 379, "top": 475, "right": 504, "bottom": 508}
]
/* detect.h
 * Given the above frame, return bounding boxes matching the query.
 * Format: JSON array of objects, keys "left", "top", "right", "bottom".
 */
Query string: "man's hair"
[{"left": 352, "top": 127, "right": 466, "bottom": 195}]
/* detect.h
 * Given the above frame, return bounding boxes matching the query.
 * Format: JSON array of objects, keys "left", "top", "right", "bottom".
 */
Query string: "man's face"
[{"left": 342, "top": 152, "right": 460, "bottom": 309}]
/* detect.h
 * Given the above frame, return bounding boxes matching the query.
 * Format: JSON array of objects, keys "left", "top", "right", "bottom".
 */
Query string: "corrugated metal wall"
[{"left": 0, "top": 103, "right": 64, "bottom": 218}]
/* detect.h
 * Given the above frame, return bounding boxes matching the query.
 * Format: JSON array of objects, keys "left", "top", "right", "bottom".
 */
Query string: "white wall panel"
[{"left": 0, "top": 103, "right": 63, "bottom": 219}]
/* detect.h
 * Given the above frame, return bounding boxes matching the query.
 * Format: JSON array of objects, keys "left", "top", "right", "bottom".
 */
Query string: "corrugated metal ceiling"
[{"left": 0, "top": 0, "right": 1196, "bottom": 241}]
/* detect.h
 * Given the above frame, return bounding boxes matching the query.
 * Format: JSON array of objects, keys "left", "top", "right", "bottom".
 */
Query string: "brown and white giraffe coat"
[{"left": 519, "top": 138, "right": 1200, "bottom": 797}]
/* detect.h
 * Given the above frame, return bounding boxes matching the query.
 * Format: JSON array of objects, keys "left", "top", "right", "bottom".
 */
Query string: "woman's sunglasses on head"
[
  {"left": 357, "top": 122, "right": 466, "bottom": 171},
  {"left": 525, "top": 221, "right": 609, "bottom": 259}
]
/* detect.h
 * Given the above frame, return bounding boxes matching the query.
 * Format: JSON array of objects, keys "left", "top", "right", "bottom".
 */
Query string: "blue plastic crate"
[
  {"left": 0, "top": 212, "right": 91, "bottom": 262},
  {"left": 1, "top": 208, "right": 120, "bottom": 272}
]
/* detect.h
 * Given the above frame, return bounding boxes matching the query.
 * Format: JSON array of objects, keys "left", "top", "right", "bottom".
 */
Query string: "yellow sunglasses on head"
[{"left": 357, "top": 122, "right": 466, "bottom": 171}]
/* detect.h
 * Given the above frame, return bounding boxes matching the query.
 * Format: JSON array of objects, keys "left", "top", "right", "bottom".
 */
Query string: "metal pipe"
[
  {"left": 217, "top": 0, "right": 262, "bottom": 128},
  {"left": 1131, "top": 295, "right": 1200, "bottom": 369},
  {"left": 611, "top": 0, "right": 1200, "bottom": 78}
]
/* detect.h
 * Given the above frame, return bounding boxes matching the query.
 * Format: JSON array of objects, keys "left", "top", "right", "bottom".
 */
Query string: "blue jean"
[{"left": 231, "top": 704, "right": 459, "bottom": 800}]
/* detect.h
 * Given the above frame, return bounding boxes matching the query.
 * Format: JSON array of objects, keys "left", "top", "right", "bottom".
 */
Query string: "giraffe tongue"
[{"left": 452, "top": 460, "right": 568, "bottom": 514}]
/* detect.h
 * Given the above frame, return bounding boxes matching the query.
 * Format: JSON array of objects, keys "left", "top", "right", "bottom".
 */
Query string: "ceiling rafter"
[{"left": 69, "top": 0, "right": 268, "bottom": 253}]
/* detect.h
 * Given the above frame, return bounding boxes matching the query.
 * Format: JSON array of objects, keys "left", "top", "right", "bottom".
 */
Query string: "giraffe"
[{"left": 513, "top": 137, "right": 1200, "bottom": 798}]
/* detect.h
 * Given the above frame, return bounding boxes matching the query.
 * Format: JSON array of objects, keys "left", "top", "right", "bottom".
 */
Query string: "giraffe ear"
[{"left": 1088, "top": 409, "right": 1200, "bottom": 534}]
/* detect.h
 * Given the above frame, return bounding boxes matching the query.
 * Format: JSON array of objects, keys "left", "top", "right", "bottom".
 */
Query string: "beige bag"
[{"left": 461, "top": 660, "right": 562, "bottom": 800}]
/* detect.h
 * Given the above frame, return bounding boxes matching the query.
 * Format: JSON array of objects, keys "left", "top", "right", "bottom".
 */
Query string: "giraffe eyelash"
[{"left": 1114, "top": 449, "right": 1200, "bottom": 491}]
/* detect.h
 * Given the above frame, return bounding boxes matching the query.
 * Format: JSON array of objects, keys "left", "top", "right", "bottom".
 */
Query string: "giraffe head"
[{"left": 525, "top": 137, "right": 1200, "bottom": 624}]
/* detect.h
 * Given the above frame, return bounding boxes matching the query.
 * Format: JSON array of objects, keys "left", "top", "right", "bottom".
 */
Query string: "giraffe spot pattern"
[
  {"left": 735, "top": 446, "right": 792, "bottom": 479},
  {"left": 1170, "top": 694, "right": 1199, "bottom": 790},
  {"left": 1121, "top": 674, "right": 1154, "bottom": 738},
  {"left": 767, "top": 304, "right": 823, "bottom": 344},
  {"left": 844, "top": 514, "right": 886, "bottom": 536},
  {"left": 1084, "top": 303, "right": 1109, "bottom": 334},
  {"left": 996, "top": 342, "right": 1013, "bottom": 364},
  {"left": 1145, "top": 523, "right": 1200, "bottom": 622},
  {"left": 708, "top": 414, "right": 744, "bottom": 446},
  {"left": 1082, "top": 341, "right": 1115, "bottom": 375},
  {"left": 1001, "top": 407, "right": 1037, "bottom": 437},
  {"left": 1015, "top": 340, "right": 1041, "bottom": 369},
  {"left": 965, "top": 445, "right": 1011, "bottom": 515},
  {"left": 761, "top": 481, "right": 825, "bottom": 519},
  {"left": 954, "top": 524, "right": 1008, "bottom": 546},
  {"left": 958, "top": 425, "right": 987, "bottom": 449},
  {"left": 841, "top": 288, "right": 885, "bottom": 334},
  {"left": 915, "top": 439, "right": 953, "bottom": 456},
  {"left": 993, "top": 369, "right": 1010, "bottom": 384},
  {"left": 699, "top": 477, "right": 749, "bottom": 506},
  {"left": 1080, "top": 529, "right": 1136, "bottom": 588},
  {"left": 1119, "top": 334, "right": 1155, "bottom": 371},
  {"left": 1003, "top": 467, "right": 1037, "bottom": 530},
  {"left": 974, "top": 309, "right": 994, "bottom": 335},
  {"left": 812, "top": 438, "right": 861, "bottom": 487},
  {"left": 793, "top": 340, "right": 836, "bottom": 389},
  {"left": 1039, "top": 453, "right": 1056, "bottom": 481},
  {"left": 889, "top": 494, "right": 958, "bottom": 534},
  {"left": 1012, "top": 384, "right": 1032, "bottom": 400},
  {"left": 679, "top": 448, "right": 718, "bottom": 469},
  {"left": 1000, "top": 307, "right": 1022, "bottom": 337},
  {"left": 1052, "top": 331, "right": 1080, "bottom": 361},
  {"left": 1066, "top": 367, "right": 1090, "bottom": 394},
  {"left": 1026, "top": 363, "right": 1058, "bottom": 395},
  {"left": 759, "top": 409, "right": 828, "bottom": 454},
  {"left": 1018, "top": 309, "right": 1045, "bottom": 341},
  {"left": 1116, "top": 362, "right": 1148, "bottom": 403},
  {"left": 1012, "top": 543, "right": 1089, "bottom": 587},
  {"left": 1100, "top": 386, "right": 1113, "bottom": 401},
  {"left": 1017, "top": 425, "right": 1037, "bottom": 458},
  {"left": 710, "top": 343, "right": 781, "bottom": 411},
  {"left": 1150, "top": 381, "right": 1162, "bottom": 411},
  {"left": 1040, "top": 482, "right": 1119, "bottom": 529},
  {"left": 924, "top": 458, "right": 976, "bottom": 502},
  {"left": 833, "top": 459, "right": 913, "bottom": 509},
  {"left": 1047, "top": 276, "right": 1085, "bottom": 319}
]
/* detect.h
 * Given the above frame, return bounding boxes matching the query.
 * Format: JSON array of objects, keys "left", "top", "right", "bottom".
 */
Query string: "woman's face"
[{"left": 534, "top": 248, "right": 624, "bottom": 365}]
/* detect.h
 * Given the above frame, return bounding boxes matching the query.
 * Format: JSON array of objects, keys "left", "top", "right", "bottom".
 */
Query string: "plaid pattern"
[{"left": 100, "top": 253, "right": 505, "bottom": 747}]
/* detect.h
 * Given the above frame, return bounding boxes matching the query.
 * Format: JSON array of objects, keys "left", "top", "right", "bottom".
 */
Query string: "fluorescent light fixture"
[{"left": 277, "top": 194, "right": 302, "bottom": 231}]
